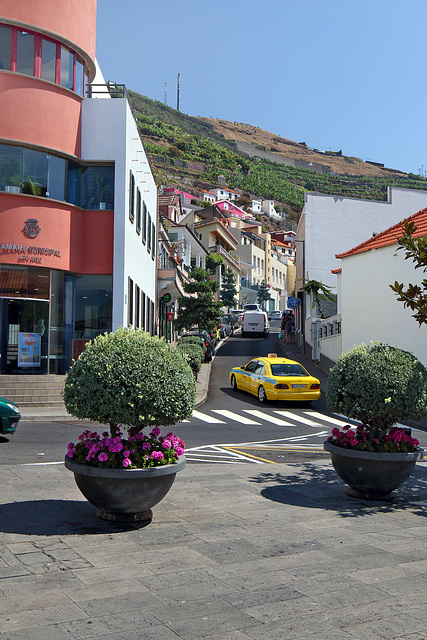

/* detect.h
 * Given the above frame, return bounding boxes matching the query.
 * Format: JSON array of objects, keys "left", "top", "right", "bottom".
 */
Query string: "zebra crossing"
[{"left": 182, "top": 408, "right": 350, "bottom": 464}]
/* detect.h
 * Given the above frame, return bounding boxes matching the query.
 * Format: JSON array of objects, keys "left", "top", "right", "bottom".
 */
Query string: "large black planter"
[
  {"left": 324, "top": 441, "right": 424, "bottom": 500},
  {"left": 65, "top": 455, "right": 186, "bottom": 522}
]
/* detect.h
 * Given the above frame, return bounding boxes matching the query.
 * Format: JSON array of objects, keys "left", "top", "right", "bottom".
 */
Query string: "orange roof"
[{"left": 336, "top": 207, "right": 427, "bottom": 259}]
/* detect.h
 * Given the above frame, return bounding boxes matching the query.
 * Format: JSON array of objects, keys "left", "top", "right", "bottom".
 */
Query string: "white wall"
[
  {"left": 81, "top": 94, "right": 157, "bottom": 331},
  {"left": 341, "top": 246, "right": 427, "bottom": 368},
  {"left": 300, "top": 187, "right": 427, "bottom": 289}
]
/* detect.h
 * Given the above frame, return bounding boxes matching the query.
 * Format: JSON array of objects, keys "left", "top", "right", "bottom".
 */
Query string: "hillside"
[{"left": 128, "top": 90, "right": 427, "bottom": 223}]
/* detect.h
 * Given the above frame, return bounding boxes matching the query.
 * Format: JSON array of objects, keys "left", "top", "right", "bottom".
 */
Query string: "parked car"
[
  {"left": 241, "top": 310, "right": 270, "bottom": 337},
  {"left": 0, "top": 396, "right": 21, "bottom": 435},
  {"left": 184, "top": 329, "right": 216, "bottom": 361},
  {"left": 229, "top": 355, "right": 321, "bottom": 404},
  {"left": 270, "top": 310, "right": 283, "bottom": 321},
  {"left": 231, "top": 309, "right": 244, "bottom": 322},
  {"left": 218, "top": 317, "right": 233, "bottom": 338},
  {"left": 222, "top": 313, "right": 239, "bottom": 329},
  {"left": 243, "top": 303, "right": 260, "bottom": 311}
]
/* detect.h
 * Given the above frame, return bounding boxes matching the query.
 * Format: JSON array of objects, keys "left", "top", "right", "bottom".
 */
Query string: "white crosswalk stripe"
[
  {"left": 304, "top": 411, "right": 350, "bottom": 427},
  {"left": 212, "top": 409, "right": 261, "bottom": 425},
  {"left": 242, "top": 410, "right": 293, "bottom": 426},
  {"left": 191, "top": 410, "right": 226, "bottom": 424}
]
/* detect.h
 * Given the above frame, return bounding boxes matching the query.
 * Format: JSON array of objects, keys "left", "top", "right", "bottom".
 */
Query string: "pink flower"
[
  {"left": 151, "top": 451, "right": 164, "bottom": 462},
  {"left": 175, "top": 446, "right": 184, "bottom": 456},
  {"left": 98, "top": 452, "right": 108, "bottom": 462},
  {"left": 123, "top": 458, "right": 131, "bottom": 468},
  {"left": 162, "top": 439, "right": 172, "bottom": 450},
  {"left": 123, "top": 450, "right": 130, "bottom": 458},
  {"left": 151, "top": 427, "right": 161, "bottom": 437}
]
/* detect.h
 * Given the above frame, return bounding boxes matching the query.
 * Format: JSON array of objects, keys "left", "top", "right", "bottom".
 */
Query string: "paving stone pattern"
[{"left": 1, "top": 461, "right": 427, "bottom": 639}]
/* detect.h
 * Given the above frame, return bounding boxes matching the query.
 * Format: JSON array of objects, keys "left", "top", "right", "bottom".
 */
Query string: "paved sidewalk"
[
  {"left": 1, "top": 458, "right": 427, "bottom": 639},
  {"left": 3, "top": 335, "right": 427, "bottom": 638}
]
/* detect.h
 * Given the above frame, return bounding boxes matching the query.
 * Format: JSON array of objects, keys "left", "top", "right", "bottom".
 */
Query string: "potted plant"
[
  {"left": 63, "top": 327, "right": 195, "bottom": 522},
  {"left": 324, "top": 343, "right": 427, "bottom": 500}
]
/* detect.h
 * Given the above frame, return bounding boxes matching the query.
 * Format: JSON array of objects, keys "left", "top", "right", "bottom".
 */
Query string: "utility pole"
[
  {"left": 177, "top": 73, "right": 180, "bottom": 112},
  {"left": 163, "top": 82, "right": 168, "bottom": 105}
]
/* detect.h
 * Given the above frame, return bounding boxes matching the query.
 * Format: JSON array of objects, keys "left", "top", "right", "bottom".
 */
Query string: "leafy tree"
[
  {"left": 300, "top": 279, "right": 336, "bottom": 319},
  {"left": 206, "top": 252, "right": 224, "bottom": 274},
  {"left": 390, "top": 219, "right": 427, "bottom": 326},
  {"left": 175, "top": 267, "right": 222, "bottom": 331},
  {"left": 63, "top": 328, "right": 195, "bottom": 437},
  {"left": 257, "top": 280, "right": 271, "bottom": 308},
  {"left": 220, "top": 268, "right": 238, "bottom": 311},
  {"left": 326, "top": 343, "right": 427, "bottom": 443}
]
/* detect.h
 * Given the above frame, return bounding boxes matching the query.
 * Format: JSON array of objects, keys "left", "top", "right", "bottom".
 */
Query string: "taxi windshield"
[{"left": 270, "top": 363, "right": 309, "bottom": 376}]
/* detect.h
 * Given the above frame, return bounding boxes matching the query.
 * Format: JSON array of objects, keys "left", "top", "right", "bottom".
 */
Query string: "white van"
[{"left": 241, "top": 310, "right": 270, "bottom": 337}]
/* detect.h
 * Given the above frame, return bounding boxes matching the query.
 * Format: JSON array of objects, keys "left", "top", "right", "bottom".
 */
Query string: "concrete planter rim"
[
  {"left": 64, "top": 454, "right": 186, "bottom": 477},
  {"left": 324, "top": 440, "right": 424, "bottom": 461}
]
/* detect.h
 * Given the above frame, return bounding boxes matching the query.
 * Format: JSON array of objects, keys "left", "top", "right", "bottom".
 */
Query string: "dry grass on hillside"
[{"left": 199, "top": 118, "right": 404, "bottom": 178}]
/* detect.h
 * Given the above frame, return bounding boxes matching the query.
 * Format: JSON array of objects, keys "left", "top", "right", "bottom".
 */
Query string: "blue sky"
[{"left": 96, "top": 0, "right": 427, "bottom": 175}]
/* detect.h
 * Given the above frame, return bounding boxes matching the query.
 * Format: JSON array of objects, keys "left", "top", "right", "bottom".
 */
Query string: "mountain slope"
[{"left": 129, "top": 91, "right": 427, "bottom": 220}]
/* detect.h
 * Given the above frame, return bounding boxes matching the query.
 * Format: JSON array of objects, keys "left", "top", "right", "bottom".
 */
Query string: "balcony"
[{"left": 208, "top": 245, "right": 240, "bottom": 271}]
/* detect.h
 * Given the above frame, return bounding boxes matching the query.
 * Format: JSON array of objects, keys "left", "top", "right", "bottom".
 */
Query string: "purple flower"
[
  {"left": 151, "top": 451, "right": 164, "bottom": 462},
  {"left": 151, "top": 427, "right": 161, "bottom": 437}
]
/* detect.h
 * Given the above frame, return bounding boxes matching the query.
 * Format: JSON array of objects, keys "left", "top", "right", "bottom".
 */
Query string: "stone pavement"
[
  {"left": 1, "top": 456, "right": 427, "bottom": 639},
  {"left": 4, "top": 332, "right": 427, "bottom": 639}
]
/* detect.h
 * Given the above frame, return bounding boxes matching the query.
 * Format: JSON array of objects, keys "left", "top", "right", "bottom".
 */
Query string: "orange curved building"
[{"left": 0, "top": 1, "right": 158, "bottom": 376}]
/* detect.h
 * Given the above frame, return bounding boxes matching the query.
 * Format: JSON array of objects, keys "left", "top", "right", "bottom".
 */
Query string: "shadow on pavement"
[
  {"left": 251, "top": 464, "right": 427, "bottom": 518},
  {"left": 0, "top": 499, "right": 151, "bottom": 536}
]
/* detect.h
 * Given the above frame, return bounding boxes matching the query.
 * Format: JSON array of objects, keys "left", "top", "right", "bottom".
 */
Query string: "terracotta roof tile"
[{"left": 336, "top": 207, "right": 427, "bottom": 259}]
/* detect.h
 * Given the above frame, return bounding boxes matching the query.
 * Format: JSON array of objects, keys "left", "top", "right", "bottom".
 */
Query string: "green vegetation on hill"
[{"left": 129, "top": 91, "right": 427, "bottom": 215}]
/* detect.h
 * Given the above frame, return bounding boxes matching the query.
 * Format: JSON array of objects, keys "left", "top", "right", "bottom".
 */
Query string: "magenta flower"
[
  {"left": 123, "top": 458, "right": 131, "bottom": 468},
  {"left": 162, "top": 439, "right": 172, "bottom": 450},
  {"left": 98, "top": 452, "right": 108, "bottom": 462},
  {"left": 151, "top": 451, "right": 164, "bottom": 462}
]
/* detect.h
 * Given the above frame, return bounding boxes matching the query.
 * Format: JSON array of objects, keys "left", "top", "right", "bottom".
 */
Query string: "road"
[{"left": 2, "top": 321, "right": 427, "bottom": 466}]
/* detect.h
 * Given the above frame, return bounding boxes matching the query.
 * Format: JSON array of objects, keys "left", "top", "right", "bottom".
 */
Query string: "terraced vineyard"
[{"left": 129, "top": 90, "right": 427, "bottom": 216}]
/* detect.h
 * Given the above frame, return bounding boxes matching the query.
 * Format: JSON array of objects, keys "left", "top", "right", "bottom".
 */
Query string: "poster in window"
[{"left": 18, "top": 333, "right": 41, "bottom": 367}]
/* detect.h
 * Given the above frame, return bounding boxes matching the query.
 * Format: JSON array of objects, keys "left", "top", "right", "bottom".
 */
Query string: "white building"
[
  {"left": 83, "top": 69, "right": 157, "bottom": 334},
  {"left": 296, "top": 187, "right": 427, "bottom": 358},
  {"left": 317, "top": 207, "right": 427, "bottom": 370}
]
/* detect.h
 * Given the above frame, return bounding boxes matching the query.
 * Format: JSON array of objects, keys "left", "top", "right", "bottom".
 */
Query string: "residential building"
[
  {"left": 295, "top": 187, "right": 427, "bottom": 357},
  {"left": 209, "top": 187, "right": 240, "bottom": 201},
  {"left": 316, "top": 207, "right": 427, "bottom": 371},
  {"left": 0, "top": 0, "right": 157, "bottom": 376},
  {"left": 157, "top": 215, "right": 207, "bottom": 342}
]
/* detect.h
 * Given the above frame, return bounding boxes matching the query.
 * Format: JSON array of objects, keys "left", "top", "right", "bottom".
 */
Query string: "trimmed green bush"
[
  {"left": 326, "top": 343, "right": 427, "bottom": 441},
  {"left": 176, "top": 342, "right": 203, "bottom": 376},
  {"left": 179, "top": 335, "right": 206, "bottom": 357},
  {"left": 63, "top": 328, "right": 196, "bottom": 434}
]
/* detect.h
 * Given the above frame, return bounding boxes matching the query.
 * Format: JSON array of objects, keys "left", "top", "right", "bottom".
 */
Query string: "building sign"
[
  {"left": 18, "top": 332, "right": 41, "bottom": 368},
  {"left": 0, "top": 242, "right": 61, "bottom": 264},
  {"left": 0, "top": 217, "right": 61, "bottom": 265},
  {"left": 161, "top": 292, "right": 172, "bottom": 303},
  {"left": 167, "top": 312, "right": 174, "bottom": 321},
  {"left": 287, "top": 296, "right": 301, "bottom": 309}
]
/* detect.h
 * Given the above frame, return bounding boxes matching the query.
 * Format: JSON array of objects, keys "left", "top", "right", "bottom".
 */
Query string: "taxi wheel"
[
  {"left": 257, "top": 385, "right": 268, "bottom": 403},
  {"left": 231, "top": 374, "right": 238, "bottom": 391}
]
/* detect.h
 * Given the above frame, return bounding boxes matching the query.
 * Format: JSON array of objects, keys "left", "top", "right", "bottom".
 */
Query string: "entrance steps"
[{"left": 0, "top": 375, "right": 66, "bottom": 409}]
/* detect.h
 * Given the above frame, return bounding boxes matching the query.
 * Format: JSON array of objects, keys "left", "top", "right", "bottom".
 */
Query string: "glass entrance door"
[{"left": 0, "top": 298, "right": 49, "bottom": 373}]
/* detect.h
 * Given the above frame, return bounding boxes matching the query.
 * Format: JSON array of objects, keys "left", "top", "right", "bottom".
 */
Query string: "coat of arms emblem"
[{"left": 23, "top": 218, "right": 41, "bottom": 239}]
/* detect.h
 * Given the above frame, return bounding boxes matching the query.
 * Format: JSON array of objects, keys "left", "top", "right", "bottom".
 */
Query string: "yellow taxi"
[{"left": 229, "top": 354, "right": 321, "bottom": 404}]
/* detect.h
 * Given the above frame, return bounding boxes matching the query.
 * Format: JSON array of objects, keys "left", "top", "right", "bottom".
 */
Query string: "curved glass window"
[
  {"left": 41, "top": 39, "right": 56, "bottom": 83},
  {"left": 60, "top": 46, "right": 73, "bottom": 90},
  {"left": 0, "top": 25, "right": 11, "bottom": 70},
  {"left": 17, "top": 31, "right": 34, "bottom": 75},
  {"left": 0, "top": 23, "right": 88, "bottom": 96},
  {"left": 0, "top": 143, "right": 114, "bottom": 209}
]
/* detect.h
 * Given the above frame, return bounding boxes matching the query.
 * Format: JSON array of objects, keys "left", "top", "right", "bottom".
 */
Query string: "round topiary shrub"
[
  {"left": 64, "top": 328, "right": 196, "bottom": 435},
  {"left": 326, "top": 343, "right": 427, "bottom": 442}
]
